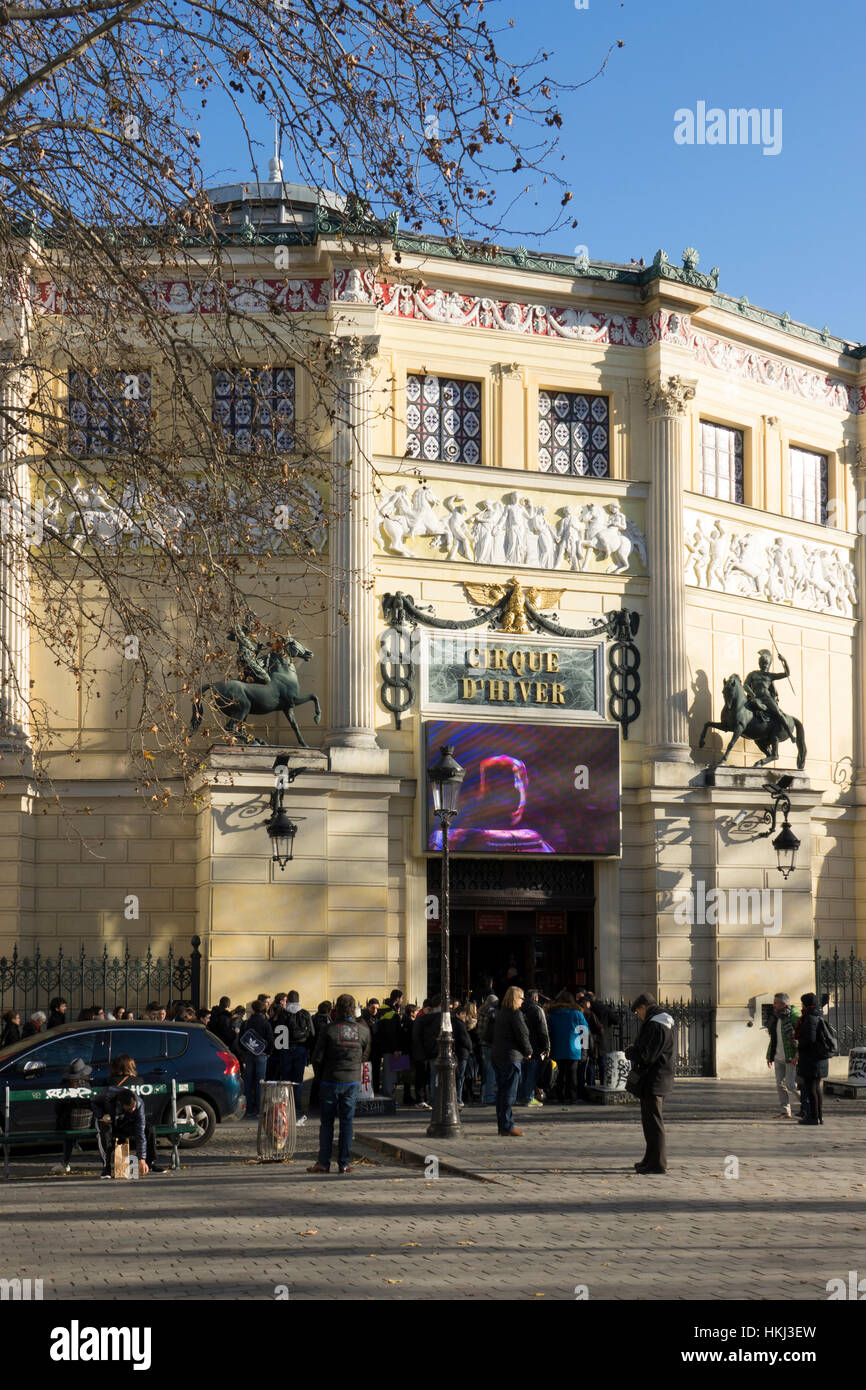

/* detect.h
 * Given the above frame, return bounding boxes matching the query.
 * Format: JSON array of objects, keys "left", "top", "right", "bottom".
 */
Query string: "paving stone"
[{"left": 0, "top": 1079, "right": 861, "bottom": 1300}]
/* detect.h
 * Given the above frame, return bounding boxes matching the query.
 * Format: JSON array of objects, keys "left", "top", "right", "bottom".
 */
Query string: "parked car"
[{"left": 0, "top": 1020, "right": 244, "bottom": 1148}]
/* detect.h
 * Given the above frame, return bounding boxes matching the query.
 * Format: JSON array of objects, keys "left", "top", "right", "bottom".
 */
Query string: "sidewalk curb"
[{"left": 354, "top": 1131, "right": 497, "bottom": 1183}]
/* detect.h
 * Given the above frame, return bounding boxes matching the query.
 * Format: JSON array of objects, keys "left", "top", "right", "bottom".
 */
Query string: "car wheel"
[{"left": 174, "top": 1095, "right": 216, "bottom": 1147}]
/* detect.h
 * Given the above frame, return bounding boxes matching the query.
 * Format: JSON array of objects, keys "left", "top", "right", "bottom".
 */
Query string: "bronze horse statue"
[
  {"left": 699, "top": 673, "right": 806, "bottom": 770},
  {"left": 190, "top": 635, "right": 321, "bottom": 747}
]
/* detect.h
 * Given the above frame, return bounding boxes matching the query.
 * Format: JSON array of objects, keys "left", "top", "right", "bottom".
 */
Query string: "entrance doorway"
[{"left": 426, "top": 859, "right": 595, "bottom": 1002}]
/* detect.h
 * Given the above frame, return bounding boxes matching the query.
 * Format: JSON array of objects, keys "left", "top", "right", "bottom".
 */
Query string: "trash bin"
[
  {"left": 257, "top": 1081, "right": 297, "bottom": 1161},
  {"left": 598, "top": 1051, "right": 630, "bottom": 1090}
]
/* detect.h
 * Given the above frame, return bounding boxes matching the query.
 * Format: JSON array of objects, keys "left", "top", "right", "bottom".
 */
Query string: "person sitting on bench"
[{"left": 91, "top": 1055, "right": 167, "bottom": 1177}]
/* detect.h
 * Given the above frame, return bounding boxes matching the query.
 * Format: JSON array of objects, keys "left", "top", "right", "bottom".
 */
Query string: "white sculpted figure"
[
  {"left": 555, "top": 506, "right": 584, "bottom": 571},
  {"left": 472, "top": 499, "right": 505, "bottom": 566},
  {"left": 441, "top": 496, "right": 474, "bottom": 562},
  {"left": 706, "top": 521, "right": 730, "bottom": 589},
  {"left": 684, "top": 518, "right": 711, "bottom": 587},
  {"left": 503, "top": 492, "right": 530, "bottom": 566},
  {"left": 578, "top": 502, "right": 632, "bottom": 574},
  {"left": 530, "top": 503, "right": 557, "bottom": 570},
  {"left": 408, "top": 484, "right": 446, "bottom": 539},
  {"left": 725, "top": 532, "right": 766, "bottom": 595},
  {"left": 378, "top": 485, "right": 416, "bottom": 556}
]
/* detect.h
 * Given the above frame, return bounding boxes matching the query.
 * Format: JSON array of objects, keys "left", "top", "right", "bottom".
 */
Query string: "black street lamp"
[
  {"left": 266, "top": 755, "right": 301, "bottom": 871},
  {"left": 759, "top": 775, "right": 800, "bottom": 879},
  {"left": 427, "top": 743, "right": 465, "bottom": 1140}
]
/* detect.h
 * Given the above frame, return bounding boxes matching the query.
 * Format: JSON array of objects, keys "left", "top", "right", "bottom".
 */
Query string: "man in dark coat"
[
  {"left": 491, "top": 987, "right": 532, "bottom": 1136},
  {"left": 47, "top": 998, "right": 68, "bottom": 1029},
  {"left": 517, "top": 989, "right": 550, "bottom": 1106},
  {"left": 308, "top": 995, "right": 371, "bottom": 1175},
  {"left": 626, "top": 993, "right": 675, "bottom": 1174},
  {"left": 209, "top": 996, "right": 237, "bottom": 1051},
  {"left": 377, "top": 991, "right": 406, "bottom": 1098}
]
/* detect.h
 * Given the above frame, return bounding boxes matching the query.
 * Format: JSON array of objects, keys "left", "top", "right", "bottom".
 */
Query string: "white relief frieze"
[
  {"left": 684, "top": 509, "right": 857, "bottom": 616},
  {"left": 38, "top": 477, "right": 326, "bottom": 555},
  {"left": 376, "top": 480, "right": 647, "bottom": 575}
]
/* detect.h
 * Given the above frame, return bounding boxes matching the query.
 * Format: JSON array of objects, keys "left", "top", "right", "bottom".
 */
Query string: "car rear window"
[{"left": 164, "top": 1031, "right": 188, "bottom": 1059}]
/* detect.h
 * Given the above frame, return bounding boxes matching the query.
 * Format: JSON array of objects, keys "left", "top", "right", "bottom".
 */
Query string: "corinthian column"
[
  {"left": 644, "top": 375, "right": 696, "bottom": 763},
  {"left": 0, "top": 343, "right": 32, "bottom": 749},
  {"left": 850, "top": 444, "right": 866, "bottom": 784},
  {"left": 327, "top": 333, "right": 382, "bottom": 754}
]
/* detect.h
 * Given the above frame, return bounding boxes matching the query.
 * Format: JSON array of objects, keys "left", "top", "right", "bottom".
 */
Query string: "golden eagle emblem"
[{"left": 462, "top": 576, "right": 565, "bottom": 635}]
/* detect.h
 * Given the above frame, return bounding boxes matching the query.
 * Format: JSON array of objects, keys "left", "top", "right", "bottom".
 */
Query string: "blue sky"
[{"left": 201, "top": 0, "right": 863, "bottom": 344}]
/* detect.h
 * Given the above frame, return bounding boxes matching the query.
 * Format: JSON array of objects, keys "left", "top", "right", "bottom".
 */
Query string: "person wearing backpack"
[
  {"left": 275, "top": 990, "right": 314, "bottom": 1126},
  {"left": 793, "top": 992, "right": 836, "bottom": 1126},
  {"left": 239, "top": 1000, "right": 274, "bottom": 1119}
]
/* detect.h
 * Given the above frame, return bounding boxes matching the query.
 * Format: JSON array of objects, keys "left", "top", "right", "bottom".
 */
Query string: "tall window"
[
  {"left": 212, "top": 367, "right": 295, "bottom": 453},
  {"left": 538, "top": 391, "right": 609, "bottom": 476},
  {"left": 405, "top": 374, "right": 481, "bottom": 464},
  {"left": 68, "top": 370, "right": 151, "bottom": 455},
  {"left": 788, "top": 447, "right": 828, "bottom": 525},
  {"left": 699, "top": 421, "right": 744, "bottom": 502}
]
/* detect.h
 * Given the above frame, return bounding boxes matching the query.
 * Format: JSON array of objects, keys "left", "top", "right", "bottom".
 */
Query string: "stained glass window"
[
  {"left": 789, "top": 447, "right": 828, "bottom": 525},
  {"left": 212, "top": 367, "right": 295, "bottom": 453},
  {"left": 67, "top": 370, "right": 151, "bottom": 456},
  {"left": 405, "top": 374, "right": 481, "bottom": 465},
  {"left": 699, "top": 421, "right": 744, "bottom": 502},
  {"left": 538, "top": 391, "right": 609, "bottom": 476}
]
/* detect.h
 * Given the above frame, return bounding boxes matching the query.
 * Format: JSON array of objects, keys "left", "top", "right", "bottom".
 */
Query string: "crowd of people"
[
  {"left": 1, "top": 997, "right": 211, "bottom": 1046},
  {"left": 0, "top": 980, "right": 840, "bottom": 1179}
]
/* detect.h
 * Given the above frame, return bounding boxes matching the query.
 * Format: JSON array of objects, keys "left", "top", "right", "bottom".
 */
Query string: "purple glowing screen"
[{"left": 424, "top": 719, "right": 620, "bottom": 856}]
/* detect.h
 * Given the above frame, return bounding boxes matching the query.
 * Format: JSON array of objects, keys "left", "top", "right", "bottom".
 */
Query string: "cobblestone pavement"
[{"left": 2, "top": 1081, "right": 863, "bottom": 1301}]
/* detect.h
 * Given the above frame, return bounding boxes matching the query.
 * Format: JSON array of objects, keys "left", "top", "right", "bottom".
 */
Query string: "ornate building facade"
[{"left": 2, "top": 180, "right": 865, "bottom": 1074}]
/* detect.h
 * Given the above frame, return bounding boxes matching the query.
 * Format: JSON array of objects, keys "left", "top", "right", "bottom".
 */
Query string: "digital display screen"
[{"left": 423, "top": 719, "right": 620, "bottom": 856}]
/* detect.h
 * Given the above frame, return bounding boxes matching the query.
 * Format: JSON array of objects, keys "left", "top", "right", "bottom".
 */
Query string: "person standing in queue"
[
  {"left": 626, "top": 994, "right": 675, "bottom": 1175},
  {"left": 308, "top": 994, "right": 371, "bottom": 1176},
  {"left": 491, "top": 986, "right": 532, "bottom": 1137}
]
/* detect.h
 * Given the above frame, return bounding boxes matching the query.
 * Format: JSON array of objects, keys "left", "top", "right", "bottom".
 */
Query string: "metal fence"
[
  {"left": 0, "top": 938, "right": 201, "bottom": 1020},
  {"left": 815, "top": 945, "right": 866, "bottom": 1054},
  {"left": 603, "top": 997, "right": 716, "bottom": 1077}
]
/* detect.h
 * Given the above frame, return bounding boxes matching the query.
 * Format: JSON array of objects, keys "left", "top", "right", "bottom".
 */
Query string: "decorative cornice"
[{"left": 644, "top": 375, "right": 696, "bottom": 418}]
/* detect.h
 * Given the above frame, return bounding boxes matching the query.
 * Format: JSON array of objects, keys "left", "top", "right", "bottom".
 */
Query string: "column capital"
[
  {"left": 845, "top": 441, "right": 866, "bottom": 483},
  {"left": 644, "top": 374, "right": 697, "bottom": 419},
  {"left": 332, "top": 333, "right": 380, "bottom": 379}
]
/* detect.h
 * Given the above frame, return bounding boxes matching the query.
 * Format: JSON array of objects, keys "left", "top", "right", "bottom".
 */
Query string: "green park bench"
[{"left": 2, "top": 1080, "right": 197, "bottom": 1179}]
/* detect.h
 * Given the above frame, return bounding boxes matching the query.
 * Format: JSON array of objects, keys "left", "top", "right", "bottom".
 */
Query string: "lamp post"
[
  {"left": 759, "top": 776, "right": 800, "bottom": 879},
  {"left": 427, "top": 743, "right": 465, "bottom": 1139},
  {"left": 266, "top": 755, "right": 301, "bottom": 871}
]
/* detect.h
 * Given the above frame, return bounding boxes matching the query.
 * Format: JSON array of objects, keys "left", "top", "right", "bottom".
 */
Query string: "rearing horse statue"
[
  {"left": 699, "top": 673, "right": 806, "bottom": 769},
  {"left": 190, "top": 633, "right": 321, "bottom": 747}
]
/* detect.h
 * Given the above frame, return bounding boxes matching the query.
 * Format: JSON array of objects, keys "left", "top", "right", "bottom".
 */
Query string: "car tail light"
[{"left": 217, "top": 1050, "right": 240, "bottom": 1077}]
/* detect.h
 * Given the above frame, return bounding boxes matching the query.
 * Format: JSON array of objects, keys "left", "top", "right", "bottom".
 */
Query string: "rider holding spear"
[{"left": 743, "top": 634, "right": 795, "bottom": 740}]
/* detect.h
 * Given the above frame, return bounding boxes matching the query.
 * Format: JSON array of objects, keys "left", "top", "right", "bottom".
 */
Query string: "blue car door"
[{"left": 1, "top": 1030, "right": 109, "bottom": 1133}]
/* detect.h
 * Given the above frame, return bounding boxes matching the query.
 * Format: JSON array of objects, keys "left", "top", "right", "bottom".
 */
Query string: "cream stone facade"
[{"left": 2, "top": 183, "right": 865, "bottom": 1074}]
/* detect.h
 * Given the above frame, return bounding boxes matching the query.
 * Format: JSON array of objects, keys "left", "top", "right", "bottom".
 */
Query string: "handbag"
[
  {"left": 240, "top": 1028, "right": 266, "bottom": 1055},
  {"left": 625, "top": 1065, "right": 643, "bottom": 1096}
]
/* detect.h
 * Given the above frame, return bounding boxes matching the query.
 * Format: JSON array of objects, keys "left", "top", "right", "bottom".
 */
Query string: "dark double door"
[{"left": 426, "top": 859, "right": 595, "bottom": 1003}]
